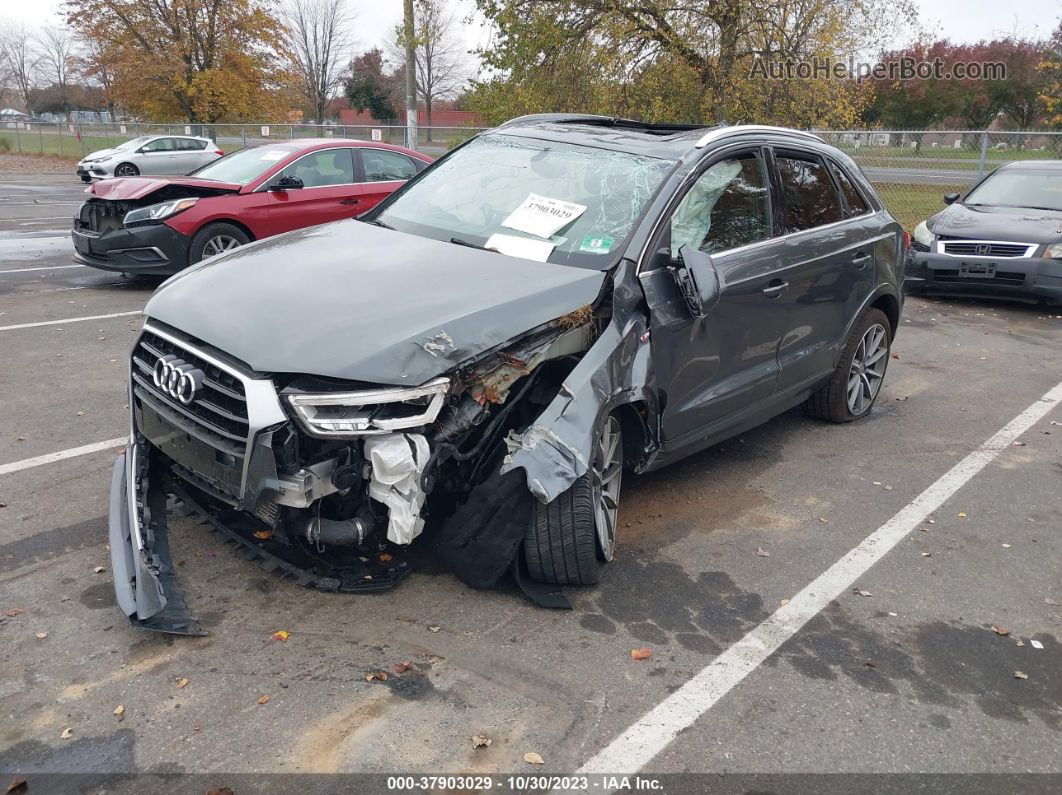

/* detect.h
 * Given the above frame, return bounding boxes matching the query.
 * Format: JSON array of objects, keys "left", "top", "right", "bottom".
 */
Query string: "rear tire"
[
  {"left": 189, "top": 223, "right": 250, "bottom": 265},
  {"left": 522, "top": 413, "right": 623, "bottom": 585},
  {"left": 805, "top": 307, "right": 891, "bottom": 423},
  {"left": 114, "top": 162, "right": 139, "bottom": 177}
]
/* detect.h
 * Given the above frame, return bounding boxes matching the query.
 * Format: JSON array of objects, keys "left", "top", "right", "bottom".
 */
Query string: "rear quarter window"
[{"left": 775, "top": 153, "right": 844, "bottom": 232}]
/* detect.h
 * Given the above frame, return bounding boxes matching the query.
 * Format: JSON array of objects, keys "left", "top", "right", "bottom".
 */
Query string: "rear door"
[
  {"left": 351, "top": 148, "right": 421, "bottom": 212},
  {"left": 641, "top": 146, "right": 790, "bottom": 443},
  {"left": 769, "top": 148, "right": 876, "bottom": 394},
  {"left": 266, "top": 148, "right": 360, "bottom": 234},
  {"left": 174, "top": 138, "right": 209, "bottom": 173}
]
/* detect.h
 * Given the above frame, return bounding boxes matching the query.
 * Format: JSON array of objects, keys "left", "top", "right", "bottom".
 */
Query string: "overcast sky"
[{"left": 5, "top": 0, "right": 1060, "bottom": 69}]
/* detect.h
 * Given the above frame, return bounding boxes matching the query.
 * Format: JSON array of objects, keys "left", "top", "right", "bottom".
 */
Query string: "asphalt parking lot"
[{"left": 1, "top": 168, "right": 1060, "bottom": 789}]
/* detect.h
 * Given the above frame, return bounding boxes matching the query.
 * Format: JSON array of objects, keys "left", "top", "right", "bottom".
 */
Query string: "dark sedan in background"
[{"left": 906, "top": 160, "right": 1062, "bottom": 304}]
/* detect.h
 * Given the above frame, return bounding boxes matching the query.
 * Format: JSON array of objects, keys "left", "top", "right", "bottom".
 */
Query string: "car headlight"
[
  {"left": 1045, "top": 243, "right": 1062, "bottom": 260},
  {"left": 286, "top": 377, "right": 450, "bottom": 437},
  {"left": 913, "top": 220, "right": 934, "bottom": 248},
  {"left": 124, "top": 198, "right": 198, "bottom": 227}
]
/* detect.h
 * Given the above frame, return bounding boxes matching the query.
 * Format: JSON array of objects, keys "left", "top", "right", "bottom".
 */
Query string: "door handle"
[
  {"left": 762, "top": 280, "right": 788, "bottom": 299},
  {"left": 852, "top": 252, "right": 872, "bottom": 269},
  {"left": 340, "top": 198, "right": 360, "bottom": 206}
]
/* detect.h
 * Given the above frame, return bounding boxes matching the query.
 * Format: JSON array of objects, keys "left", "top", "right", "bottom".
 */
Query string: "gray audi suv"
[{"left": 107, "top": 116, "right": 905, "bottom": 633}]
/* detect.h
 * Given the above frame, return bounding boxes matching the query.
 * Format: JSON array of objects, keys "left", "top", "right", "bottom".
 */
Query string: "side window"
[
  {"left": 775, "top": 153, "right": 843, "bottom": 231},
  {"left": 176, "top": 138, "right": 207, "bottom": 151},
  {"left": 360, "top": 149, "right": 418, "bottom": 182},
  {"left": 670, "top": 151, "right": 772, "bottom": 257},
  {"left": 828, "top": 161, "right": 870, "bottom": 217},
  {"left": 142, "top": 138, "right": 175, "bottom": 153},
  {"left": 278, "top": 149, "right": 355, "bottom": 187}
]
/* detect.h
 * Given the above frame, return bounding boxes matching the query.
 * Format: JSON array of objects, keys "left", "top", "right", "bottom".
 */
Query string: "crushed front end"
[{"left": 109, "top": 313, "right": 602, "bottom": 634}]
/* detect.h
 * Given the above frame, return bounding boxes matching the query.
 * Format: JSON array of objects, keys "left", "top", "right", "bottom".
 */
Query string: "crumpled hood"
[
  {"left": 145, "top": 221, "right": 607, "bottom": 386},
  {"left": 91, "top": 177, "right": 241, "bottom": 201},
  {"left": 930, "top": 203, "right": 1062, "bottom": 246}
]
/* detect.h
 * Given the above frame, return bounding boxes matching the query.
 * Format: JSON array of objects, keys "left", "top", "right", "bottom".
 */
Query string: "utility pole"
[{"left": 403, "top": 0, "right": 418, "bottom": 151}]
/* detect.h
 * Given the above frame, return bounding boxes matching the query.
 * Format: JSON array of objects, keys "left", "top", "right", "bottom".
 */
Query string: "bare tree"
[
  {"left": 282, "top": 0, "right": 355, "bottom": 124},
  {"left": 0, "top": 20, "right": 40, "bottom": 115},
  {"left": 390, "top": 0, "right": 469, "bottom": 139},
  {"left": 35, "top": 27, "right": 77, "bottom": 114},
  {"left": 75, "top": 32, "right": 118, "bottom": 119}
]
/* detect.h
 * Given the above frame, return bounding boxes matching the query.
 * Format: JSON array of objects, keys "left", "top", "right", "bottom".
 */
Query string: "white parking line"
[
  {"left": 576, "top": 379, "right": 1062, "bottom": 781},
  {"left": 0, "top": 310, "right": 140, "bottom": 332},
  {"left": 0, "top": 265, "right": 81, "bottom": 275},
  {"left": 0, "top": 437, "right": 126, "bottom": 476}
]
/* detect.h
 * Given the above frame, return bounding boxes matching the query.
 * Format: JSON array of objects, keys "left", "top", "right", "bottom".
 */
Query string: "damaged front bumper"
[{"left": 109, "top": 442, "right": 206, "bottom": 635}]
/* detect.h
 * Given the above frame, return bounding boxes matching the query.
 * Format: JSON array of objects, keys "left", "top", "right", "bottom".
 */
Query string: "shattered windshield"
[{"left": 374, "top": 134, "right": 676, "bottom": 268}]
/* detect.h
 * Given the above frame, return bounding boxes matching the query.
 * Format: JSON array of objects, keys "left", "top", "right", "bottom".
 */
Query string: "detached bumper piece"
[
  {"left": 109, "top": 448, "right": 206, "bottom": 636},
  {"left": 109, "top": 442, "right": 411, "bottom": 636}
]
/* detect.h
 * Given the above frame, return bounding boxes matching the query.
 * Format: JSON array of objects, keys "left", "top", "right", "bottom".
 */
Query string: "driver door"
[{"left": 640, "top": 147, "right": 790, "bottom": 446}]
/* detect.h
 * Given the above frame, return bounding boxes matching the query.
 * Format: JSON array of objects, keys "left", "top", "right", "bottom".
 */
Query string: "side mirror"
[
  {"left": 943, "top": 192, "right": 960, "bottom": 205},
  {"left": 268, "top": 175, "right": 304, "bottom": 191},
  {"left": 674, "top": 245, "right": 721, "bottom": 318}
]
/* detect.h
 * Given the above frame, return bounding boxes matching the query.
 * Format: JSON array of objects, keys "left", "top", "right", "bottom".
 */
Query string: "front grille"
[
  {"left": 941, "top": 241, "right": 1032, "bottom": 258},
  {"left": 932, "top": 269, "right": 1027, "bottom": 286},
  {"left": 131, "top": 330, "right": 250, "bottom": 453}
]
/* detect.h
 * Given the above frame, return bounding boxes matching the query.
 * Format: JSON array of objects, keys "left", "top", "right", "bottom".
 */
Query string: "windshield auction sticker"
[
  {"left": 485, "top": 233, "right": 555, "bottom": 261},
  {"left": 502, "top": 193, "right": 587, "bottom": 239}
]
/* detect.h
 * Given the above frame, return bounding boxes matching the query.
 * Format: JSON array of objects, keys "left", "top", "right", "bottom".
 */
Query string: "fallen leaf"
[
  {"left": 523, "top": 752, "right": 545, "bottom": 765},
  {"left": 392, "top": 661, "right": 413, "bottom": 674},
  {"left": 957, "top": 512, "right": 967, "bottom": 518},
  {"left": 1014, "top": 670, "right": 1028, "bottom": 680},
  {"left": 271, "top": 630, "right": 289, "bottom": 642},
  {"left": 113, "top": 704, "right": 124, "bottom": 716},
  {"left": 378, "top": 552, "right": 393, "bottom": 562},
  {"left": 366, "top": 671, "right": 389, "bottom": 682},
  {"left": 630, "top": 647, "right": 653, "bottom": 661},
  {"left": 921, "top": 552, "right": 932, "bottom": 557},
  {"left": 853, "top": 588, "right": 873, "bottom": 597},
  {"left": 891, "top": 352, "right": 900, "bottom": 359},
  {"left": 888, "top": 612, "right": 898, "bottom": 617},
  {"left": 176, "top": 677, "right": 189, "bottom": 689},
  {"left": 991, "top": 626, "right": 1010, "bottom": 636},
  {"left": 4, "top": 608, "right": 24, "bottom": 617},
  {"left": 864, "top": 660, "right": 878, "bottom": 668},
  {"left": 252, "top": 530, "right": 271, "bottom": 540},
  {"left": 1030, "top": 640, "right": 1044, "bottom": 650},
  {"left": 1016, "top": 640, "right": 1025, "bottom": 647},
  {"left": 6, "top": 777, "right": 27, "bottom": 794},
  {"left": 754, "top": 547, "right": 770, "bottom": 557},
  {"left": 779, "top": 598, "right": 790, "bottom": 606},
  {"left": 60, "top": 728, "right": 73, "bottom": 740},
  {"left": 257, "top": 694, "right": 271, "bottom": 705},
  {"left": 428, "top": 625, "right": 441, "bottom": 633},
  {"left": 1012, "top": 441, "right": 1026, "bottom": 447},
  {"left": 193, "top": 724, "right": 202, "bottom": 732},
  {"left": 872, "top": 481, "right": 882, "bottom": 486},
  {"left": 471, "top": 734, "right": 492, "bottom": 749},
  {"left": 883, "top": 484, "right": 894, "bottom": 491},
  {"left": 93, "top": 566, "right": 105, "bottom": 573},
  {"left": 35, "top": 631, "right": 48, "bottom": 639}
]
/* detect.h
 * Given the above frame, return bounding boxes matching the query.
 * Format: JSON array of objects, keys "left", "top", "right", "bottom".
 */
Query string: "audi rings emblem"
[{"left": 152, "top": 355, "right": 204, "bottom": 405}]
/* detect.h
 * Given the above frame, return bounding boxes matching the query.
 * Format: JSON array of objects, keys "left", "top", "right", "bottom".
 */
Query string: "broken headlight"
[{"left": 286, "top": 377, "right": 450, "bottom": 438}]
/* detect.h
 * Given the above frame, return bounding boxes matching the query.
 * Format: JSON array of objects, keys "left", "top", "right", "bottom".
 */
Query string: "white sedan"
[{"left": 76, "top": 135, "right": 223, "bottom": 181}]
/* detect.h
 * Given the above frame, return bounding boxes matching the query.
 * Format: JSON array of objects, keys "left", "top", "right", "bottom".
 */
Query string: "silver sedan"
[{"left": 76, "top": 135, "right": 223, "bottom": 181}]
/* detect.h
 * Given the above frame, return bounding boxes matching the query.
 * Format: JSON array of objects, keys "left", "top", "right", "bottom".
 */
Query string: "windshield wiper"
[{"left": 449, "top": 237, "right": 489, "bottom": 251}]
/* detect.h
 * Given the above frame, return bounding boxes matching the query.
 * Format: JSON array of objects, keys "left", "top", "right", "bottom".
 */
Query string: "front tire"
[
  {"left": 806, "top": 307, "right": 892, "bottom": 423},
  {"left": 523, "top": 413, "right": 623, "bottom": 585},
  {"left": 189, "top": 223, "right": 250, "bottom": 265},
  {"left": 114, "top": 162, "right": 139, "bottom": 177}
]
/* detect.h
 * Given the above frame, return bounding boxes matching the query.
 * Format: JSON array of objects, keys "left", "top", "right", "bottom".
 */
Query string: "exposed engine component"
[{"left": 305, "top": 514, "right": 371, "bottom": 547}]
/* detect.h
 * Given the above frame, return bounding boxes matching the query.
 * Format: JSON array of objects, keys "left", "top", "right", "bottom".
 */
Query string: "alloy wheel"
[
  {"left": 592, "top": 415, "right": 623, "bottom": 561},
  {"left": 115, "top": 165, "right": 137, "bottom": 177},
  {"left": 847, "top": 323, "right": 888, "bottom": 415},
  {"left": 202, "top": 235, "right": 242, "bottom": 258}
]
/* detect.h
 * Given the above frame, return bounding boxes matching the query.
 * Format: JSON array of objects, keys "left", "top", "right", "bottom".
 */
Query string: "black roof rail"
[{"left": 498, "top": 114, "right": 709, "bottom": 135}]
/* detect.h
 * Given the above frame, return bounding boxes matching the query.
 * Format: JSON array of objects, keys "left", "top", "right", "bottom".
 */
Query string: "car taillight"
[
  {"left": 214, "top": 149, "right": 224, "bottom": 156},
  {"left": 902, "top": 231, "right": 911, "bottom": 252}
]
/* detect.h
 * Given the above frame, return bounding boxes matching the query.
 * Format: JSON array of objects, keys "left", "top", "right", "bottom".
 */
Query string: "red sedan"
[{"left": 72, "top": 138, "right": 431, "bottom": 276}]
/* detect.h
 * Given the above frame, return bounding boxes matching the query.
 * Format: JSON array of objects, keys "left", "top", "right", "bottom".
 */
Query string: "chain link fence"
[{"left": 2, "top": 121, "right": 1058, "bottom": 231}]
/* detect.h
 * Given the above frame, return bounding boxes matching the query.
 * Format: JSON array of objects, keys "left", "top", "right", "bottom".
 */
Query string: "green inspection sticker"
[{"left": 579, "top": 235, "right": 614, "bottom": 254}]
